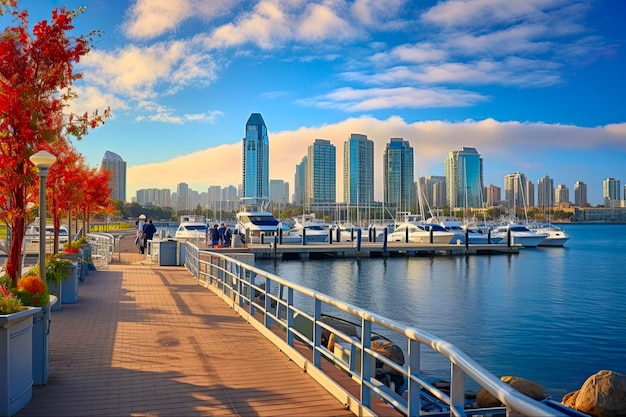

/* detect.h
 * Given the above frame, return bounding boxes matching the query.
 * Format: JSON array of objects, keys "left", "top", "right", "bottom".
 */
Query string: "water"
[{"left": 253, "top": 224, "right": 626, "bottom": 399}]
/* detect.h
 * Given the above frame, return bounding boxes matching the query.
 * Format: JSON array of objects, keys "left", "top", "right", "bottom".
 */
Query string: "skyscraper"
[
  {"left": 307, "top": 139, "right": 336, "bottom": 205},
  {"left": 383, "top": 138, "right": 414, "bottom": 213},
  {"left": 537, "top": 174, "right": 554, "bottom": 208},
  {"left": 555, "top": 184, "right": 569, "bottom": 205},
  {"left": 343, "top": 134, "right": 374, "bottom": 205},
  {"left": 503, "top": 172, "right": 528, "bottom": 209},
  {"left": 100, "top": 150, "right": 126, "bottom": 202},
  {"left": 444, "top": 147, "right": 483, "bottom": 210},
  {"left": 574, "top": 181, "right": 588, "bottom": 206},
  {"left": 293, "top": 156, "right": 308, "bottom": 205},
  {"left": 603, "top": 177, "right": 620, "bottom": 207},
  {"left": 242, "top": 113, "right": 269, "bottom": 200},
  {"left": 176, "top": 182, "right": 189, "bottom": 212},
  {"left": 418, "top": 176, "right": 446, "bottom": 209}
]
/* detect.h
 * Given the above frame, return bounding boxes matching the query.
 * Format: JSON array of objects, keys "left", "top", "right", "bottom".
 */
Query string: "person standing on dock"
[
  {"left": 210, "top": 224, "right": 221, "bottom": 248},
  {"left": 143, "top": 220, "right": 157, "bottom": 254}
]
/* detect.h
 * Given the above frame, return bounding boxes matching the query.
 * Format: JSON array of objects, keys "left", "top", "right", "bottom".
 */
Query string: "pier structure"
[{"left": 17, "top": 233, "right": 573, "bottom": 417}]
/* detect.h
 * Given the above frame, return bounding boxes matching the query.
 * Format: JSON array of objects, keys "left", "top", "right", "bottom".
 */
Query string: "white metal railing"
[
  {"left": 181, "top": 241, "right": 584, "bottom": 417},
  {"left": 85, "top": 233, "right": 115, "bottom": 268}
]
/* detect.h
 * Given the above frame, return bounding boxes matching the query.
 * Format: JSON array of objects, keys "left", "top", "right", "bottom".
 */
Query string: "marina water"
[{"left": 252, "top": 224, "right": 626, "bottom": 399}]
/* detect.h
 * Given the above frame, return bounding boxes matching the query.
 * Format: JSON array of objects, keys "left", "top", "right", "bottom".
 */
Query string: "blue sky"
[{"left": 9, "top": 0, "right": 626, "bottom": 205}]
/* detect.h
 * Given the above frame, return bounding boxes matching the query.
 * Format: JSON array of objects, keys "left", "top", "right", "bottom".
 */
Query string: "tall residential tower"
[
  {"left": 100, "top": 150, "right": 126, "bottom": 202},
  {"left": 343, "top": 134, "right": 374, "bottom": 206},
  {"left": 242, "top": 113, "right": 269, "bottom": 201},
  {"left": 444, "top": 147, "right": 484, "bottom": 210},
  {"left": 383, "top": 138, "right": 414, "bottom": 213},
  {"left": 307, "top": 139, "right": 336, "bottom": 206}
]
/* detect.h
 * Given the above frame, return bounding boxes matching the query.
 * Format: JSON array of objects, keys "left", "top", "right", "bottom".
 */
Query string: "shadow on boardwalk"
[{"left": 17, "top": 237, "right": 354, "bottom": 417}]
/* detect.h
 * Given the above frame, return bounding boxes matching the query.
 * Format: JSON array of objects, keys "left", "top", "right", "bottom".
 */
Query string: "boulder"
[
  {"left": 371, "top": 340, "right": 405, "bottom": 374},
  {"left": 562, "top": 370, "right": 626, "bottom": 417},
  {"left": 477, "top": 376, "right": 546, "bottom": 408}
]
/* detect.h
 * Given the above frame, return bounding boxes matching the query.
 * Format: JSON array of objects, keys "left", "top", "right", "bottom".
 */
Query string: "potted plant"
[
  {"left": 15, "top": 274, "right": 53, "bottom": 386},
  {"left": 0, "top": 279, "right": 41, "bottom": 416},
  {"left": 40, "top": 255, "right": 75, "bottom": 309},
  {"left": 62, "top": 238, "right": 89, "bottom": 281}
]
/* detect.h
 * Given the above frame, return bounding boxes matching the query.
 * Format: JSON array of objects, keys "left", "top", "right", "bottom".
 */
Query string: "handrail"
[
  {"left": 85, "top": 232, "right": 115, "bottom": 268},
  {"left": 181, "top": 241, "right": 581, "bottom": 417}
]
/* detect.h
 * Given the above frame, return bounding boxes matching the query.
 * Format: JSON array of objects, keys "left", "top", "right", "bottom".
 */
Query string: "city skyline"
[{"left": 9, "top": 1, "right": 626, "bottom": 205}]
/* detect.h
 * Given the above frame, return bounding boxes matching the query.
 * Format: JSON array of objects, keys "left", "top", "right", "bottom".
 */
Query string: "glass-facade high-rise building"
[
  {"left": 100, "top": 150, "right": 126, "bottom": 202},
  {"left": 343, "top": 134, "right": 374, "bottom": 205},
  {"left": 307, "top": 139, "right": 336, "bottom": 205},
  {"left": 383, "top": 138, "right": 414, "bottom": 213},
  {"left": 603, "top": 177, "right": 620, "bottom": 207},
  {"left": 293, "top": 156, "right": 308, "bottom": 205},
  {"left": 444, "top": 147, "right": 483, "bottom": 210},
  {"left": 417, "top": 176, "right": 446, "bottom": 209},
  {"left": 242, "top": 113, "right": 269, "bottom": 200}
]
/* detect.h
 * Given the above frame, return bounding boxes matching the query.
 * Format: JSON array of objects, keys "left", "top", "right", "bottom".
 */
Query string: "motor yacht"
[
  {"left": 387, "top": 222, "right": 455, "bottom": 244},
  {"left": 491, "top": 223, "right": 548, "bottom": 247},
  {"left": 531, "top": 224, "right": 571, "bottom": 247}
]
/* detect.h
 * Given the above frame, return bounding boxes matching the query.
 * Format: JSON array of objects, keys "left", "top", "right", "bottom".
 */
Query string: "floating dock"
[{"left": 213, "top": 241, "right": 520, "bottom": 260}]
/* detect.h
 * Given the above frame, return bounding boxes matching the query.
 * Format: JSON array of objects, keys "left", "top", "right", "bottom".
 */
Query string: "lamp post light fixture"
[{"left": 29, "top": 150, "right": 57, "bottom": 283}]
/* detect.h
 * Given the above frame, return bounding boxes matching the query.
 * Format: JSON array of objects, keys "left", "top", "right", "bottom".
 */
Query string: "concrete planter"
[
  {"left": 47, "top": 262, "right": 79, "bottom": 308},
  {"left": 0, "top": 307, "right": 40, "bottom": 416},
  {"left": 32, "top": 296, "right": 56, "bottom": 386}
]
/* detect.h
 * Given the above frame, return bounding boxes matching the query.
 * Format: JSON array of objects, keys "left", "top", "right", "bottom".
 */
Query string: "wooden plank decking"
[{"left": 16, "top": 238, "right": 360, "bottom": 417}]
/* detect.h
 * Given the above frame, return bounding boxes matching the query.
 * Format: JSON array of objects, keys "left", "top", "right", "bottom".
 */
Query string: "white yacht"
[
  {"left": 174, "top": 221, "right": 208, "bottom": 243},
  {"left": 24, "top": 224, "right": 69, "bottom": 252},
  {"left": 491, "top": 223, "right": 548, "bottom": 247},
  {"left": 237, "top": 211, "right": 302, "bottom": 244},
  {"left": 387, "top": 222, "right": 455, "bottom": 244},
  {"left": 291, "top": 214, "right": 330, "bottom": 243},
  {"left": 531, "top": 224, "right": 571, "bottom": 247},
  {"left": 434, "top": 219, "right": 494, "bottom": 245}
]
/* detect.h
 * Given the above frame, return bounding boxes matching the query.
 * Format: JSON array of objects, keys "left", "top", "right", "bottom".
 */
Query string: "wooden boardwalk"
[{"left": 16, "top": 237, "right": 358, "bottom": 417}]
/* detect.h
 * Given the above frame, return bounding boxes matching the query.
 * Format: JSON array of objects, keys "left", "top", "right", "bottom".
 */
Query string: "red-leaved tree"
[{"left": 0, "top": 4, "right": 109, "bottom": 282}]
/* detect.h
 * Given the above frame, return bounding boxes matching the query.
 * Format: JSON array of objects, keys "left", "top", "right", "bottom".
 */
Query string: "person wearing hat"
[{"left": 136, "top": 214, "right": 147, "bottom": 253}]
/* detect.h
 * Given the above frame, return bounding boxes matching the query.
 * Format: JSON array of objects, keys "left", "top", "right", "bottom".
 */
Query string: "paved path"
[{"left": 17, "top": 236, "right": 355, "bottom": 416}]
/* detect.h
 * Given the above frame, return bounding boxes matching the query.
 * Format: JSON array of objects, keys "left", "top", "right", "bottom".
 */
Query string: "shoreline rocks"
[{"left": 562, "top": 370, "right": 626, "bottom": 417}]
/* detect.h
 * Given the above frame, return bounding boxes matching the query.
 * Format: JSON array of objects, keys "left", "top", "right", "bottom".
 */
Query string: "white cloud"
[
  {"left": 124, "top": 0, "right": 241, "bottom": 39},
  {"left": 299, "top": 87, "right": 489, "bottom": 111}
]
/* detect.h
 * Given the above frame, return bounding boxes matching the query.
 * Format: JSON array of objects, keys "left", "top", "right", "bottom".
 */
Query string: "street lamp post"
[{"left": 29, "top": 150, "right": 57, "bottom": 283}]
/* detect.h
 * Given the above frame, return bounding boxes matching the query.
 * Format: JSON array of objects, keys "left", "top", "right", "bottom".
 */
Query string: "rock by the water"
[
  {"left": 477, "top": 376, "right": 546, "bottom": 408},
  {"left": 562, "top": 370, "right": 626, "bottom": 417},
  {"left": 371, "top": 340, "right": 405, "bottom": 374}
]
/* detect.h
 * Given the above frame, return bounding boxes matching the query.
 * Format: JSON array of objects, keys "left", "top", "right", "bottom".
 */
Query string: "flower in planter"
[
  {"left": 16, "top": 275, "right": 50, "bottom": 307},
  {"left": 0, "top": 281, "right": 26, "bottom": 315}
]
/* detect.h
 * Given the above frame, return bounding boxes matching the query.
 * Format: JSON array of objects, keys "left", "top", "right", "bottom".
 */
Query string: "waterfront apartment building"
[
  {"left": 176, "top": 182, "right": 189, "bottom": 212},
  {"left": 100, "top": 150, "right": 126, "bottom": 202},
  {"left": 307, "top": 139, "right": 336, "bottom": 206},
  {"left": 574, "top": 181, "right": 588, "bottom": 206},
  {"left": 383, "top": 138, "right": 414, "bottom": 213},
  {"left": 555, "top": 184, "right": 570, "bottom": 205},
  {"left": 343, "top": 134, "right": 374, "bottom": 206},
  {"left": 136, "top": 188, "right": 171, "bottom": 208},
  {"left": 444, "top": 147, "right": 484, "bottom": 210},
  {"left": 242, "top": 113, "right": 269, "bottom": 200},
  {"left": 484, "top": 184, "right": 501, "bottom": 207},
  {"left": 293, "top": 156, "right": 307, "bottom": 205},
  {"left": 270, "top": 179, "right": 289, "bottom": 205},
  {"left": 418, "top": 176, "right": 446, "bottom": 209},
  {"left": 503, "top": 172, "right": 528, "bottom": 210},
  {"left": 537, "top": 175, "right": 554, "bottom": 208},
  {"left": 603, "top": 177, "right": 621, "bottom": 207}
]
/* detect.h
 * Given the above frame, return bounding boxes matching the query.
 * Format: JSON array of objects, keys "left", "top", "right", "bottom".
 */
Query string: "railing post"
[
  {"left": 313, "top": 299, "right": 321, "bottom": 368},
  {"left": 450, "top": 363, "right": 467, "bottom": 414},
  {"left": 286, "top": 287, "right": 294, "bottom": 346},
  {"left": 360, "top": 318, "right": 372, "bottom": 409},
  {"left": 264, "top": 276, "right": 272, "bottom": 329},
  {"left": 407, "top": 339, "right": 422, "bottom": 417}
]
